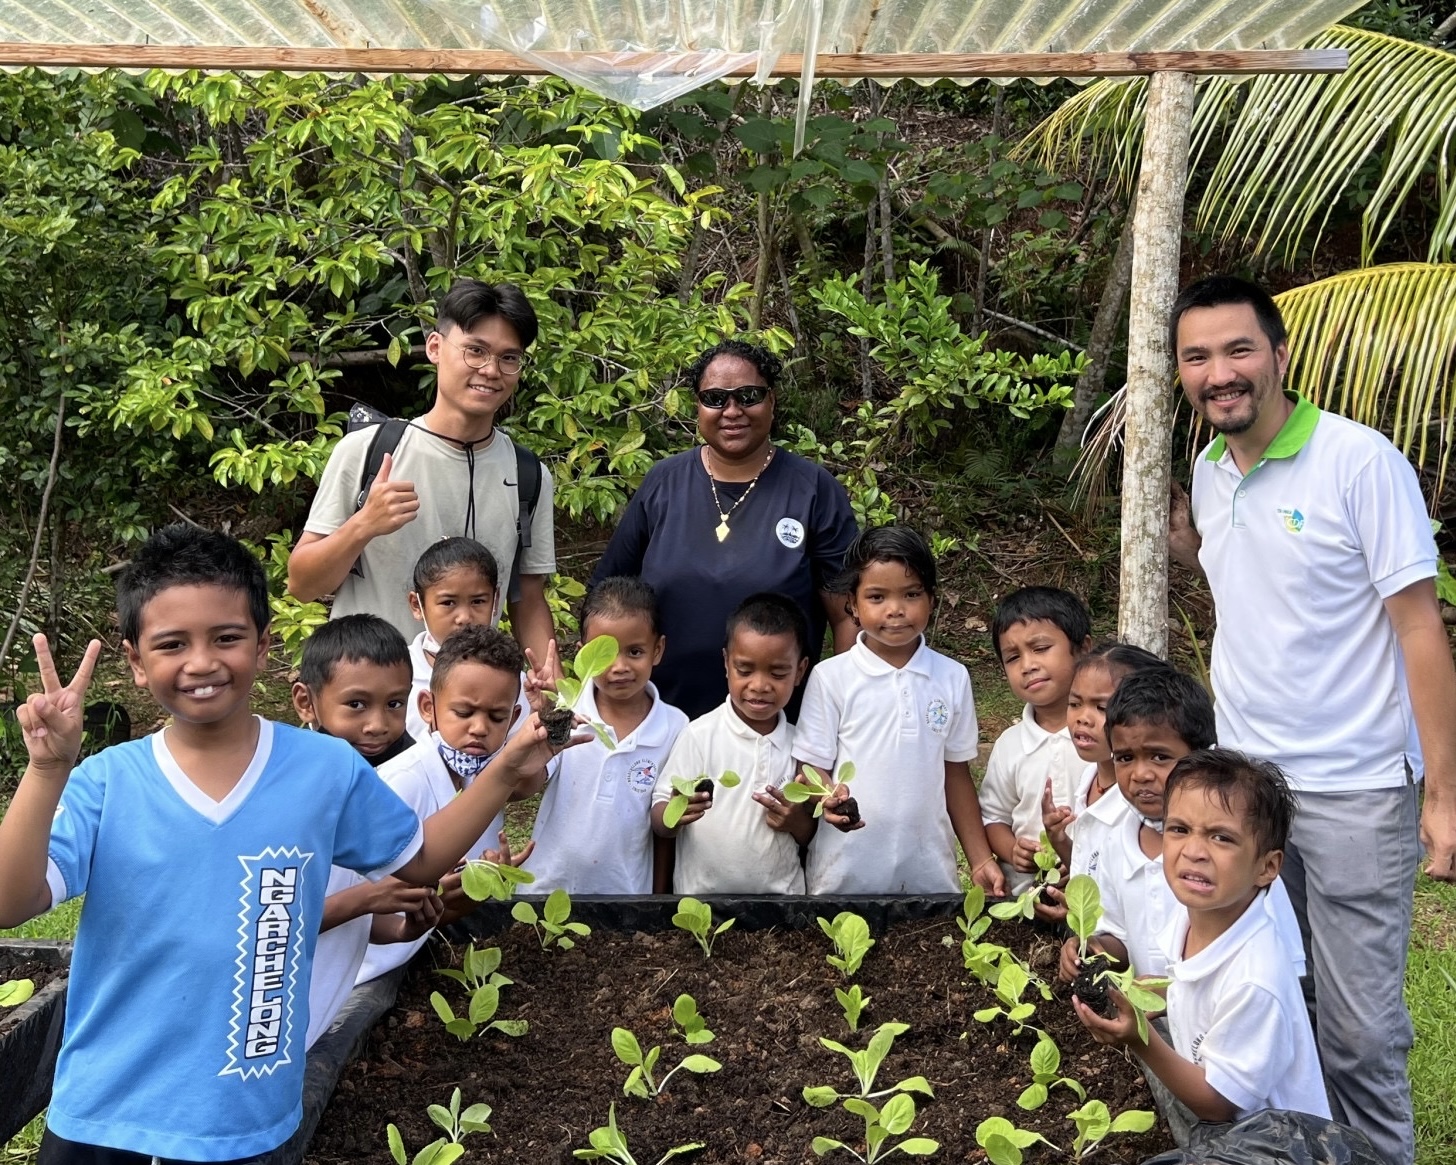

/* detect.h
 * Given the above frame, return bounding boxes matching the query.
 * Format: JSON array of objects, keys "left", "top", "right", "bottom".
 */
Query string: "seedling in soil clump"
[
  {"left": 429, "top": 984, "right": 528, "bottom": 1041},
  {"left": 1061, "top": 872, "right": 1120, "bottom": 1020},
  {"left": 819, "top": 911, "right": 875, "bottom": 978},
  {"left": 545, "top": 634, "right": 621, "bottom": 747},
  {"left": 672, "top": 895, "right": 735, "bottom": 958},
  {"left": 0, "top": 978, "right": 35, "bottom": 1007},
  {"left": 972, "top": 961, "right": 1052, "bottom": 1037},
  {"left": 803, "top": 1022, "right": 933, "bottom": 1107},
  {"left": 427, "top": 1087, "right": 494, "bottom": 1143},
  {"left": 1015, "top": 1035, "right": 1086, "bottom": 1110},
  {"left": 811, "top": 1093, "right": 940, "bottom": 1161},
  {"left": 1065, "top": 1099, "right": 1156, "bottom": 1160},
  {"left": 661, "top": 771, "right": 742, "bottom": 828},
  {"left": 989, "top": 832, "right": 1063, "bottom": 921},
  {"left": 459, "top": 857, "right": 535, "bottom": 903},
  {"left": 435, "top": 943, "right": 511, "bottom": 993},
  {"left": 573, "top": 1103, "right": 705, "bottom": 1163},
  {"left": 835, "top": 984, "right": 872, "bottom": 1032},
  {"left": 512, "top": 887, "right": 591, "bottom": 950},
  {"left": 974, "top": 1116, "right": 1055, "bottom": 1165},
  {"left": 782, "top": 761, "right": 856, "bottom": 818},
  {"left": 1088, "top": 965, "right": 1171, "bottom": 1045},
  {"left": 611, "top": 1025, "right": 722, "bottom": 1098},
  {"left": 671, "top": 993, "right": 715, "bottom": 1045}
]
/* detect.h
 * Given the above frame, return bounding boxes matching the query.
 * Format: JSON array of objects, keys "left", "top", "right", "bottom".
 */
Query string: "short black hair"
[
  {"left": 725, "top": 592, "right": 810, "bottom": 660},
  {"left": 687, "top": 339, "right": 783, "bottom": 393},
  {"left": 1104, "top": 668, "right": 1217, "bottom": 753},
  {"left": 117, "top": 524, "right": 270, "bottom": 646},
  {"left": 1166, "top": 748, "right": 1298, "bottom": 855},
  {"left": 990, "top": 586, "right": 1091, "bottom": 659},
  {"left": 412, "top": 537, "right": 499, "bottom": 596},
  {"left": 833, "top": 525, "right": 936, "bottom": 596},
  {"left": 1168, "top": 275, "right": 1287, "bottom": 357},
  {"left": 431, "top": 624, "right": 524, "bottom": 694},
  {"left": 435, "top": 279, "right": 538, "bottom": 349},
  {"left": 1075, "top": 640, "right": 1168, "bottom": 682},
  {"left": 580, "top": 576, "right": 662, "bottom": 637},
  {"left": 298, "top": 614, "right": 410, "bottom": 690}
]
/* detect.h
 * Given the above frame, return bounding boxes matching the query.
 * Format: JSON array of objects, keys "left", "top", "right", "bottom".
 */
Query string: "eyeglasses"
[
  {"left": 440, "top": 333, "right": 529, "bottom": 375},
  {"left": 695, "top": 385, "right": 771, "bottom": 410}
]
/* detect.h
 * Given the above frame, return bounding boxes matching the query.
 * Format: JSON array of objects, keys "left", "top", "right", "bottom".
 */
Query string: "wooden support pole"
[
  {"left": 1118, "top": 69, "right": 1195, "bottom": 656},
  {"left": 0, "top": 44, "right": 1347, "bottom": 77}
]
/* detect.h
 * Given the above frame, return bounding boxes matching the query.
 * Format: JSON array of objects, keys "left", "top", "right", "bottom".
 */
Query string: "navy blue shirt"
[{"left": 592, "top": 447, "right": 859, "bottom": 719}]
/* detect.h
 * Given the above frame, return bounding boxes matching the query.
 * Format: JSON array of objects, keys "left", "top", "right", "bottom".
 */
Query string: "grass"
[{"left": 1410, "top": 875, "right": 1456, "bottom": 1164}]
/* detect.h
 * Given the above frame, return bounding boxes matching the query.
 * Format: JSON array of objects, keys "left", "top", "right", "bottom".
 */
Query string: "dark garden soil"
[
  {"left": 0, "top": 958, "right": 66, "bottom": 1034},
  {"left": 307, "top": 917, "right": 1172, "bottom": 1164}
]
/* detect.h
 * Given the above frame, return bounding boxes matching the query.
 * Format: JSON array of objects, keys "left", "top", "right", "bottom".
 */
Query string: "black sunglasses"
[{"left": 695, "top": 385, "right": 771, "bottom": 410}]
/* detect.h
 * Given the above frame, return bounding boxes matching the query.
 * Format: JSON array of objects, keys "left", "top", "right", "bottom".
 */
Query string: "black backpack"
[{"left": 345, "top": 402, "right": 543, "bottom": 601}]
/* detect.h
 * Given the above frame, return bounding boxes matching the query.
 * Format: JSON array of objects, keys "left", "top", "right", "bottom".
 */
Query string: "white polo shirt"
[
  {"left": 979, "top": 703, "right": 1086, "bottom": 894},
  {"left": 1192, "top": 395, "right": 1437, "bottom": 791},
  {"left": 797, "top": 635, "right": 980, "bottom": 895},
  {"left": 652, "top": 700, "right": 803, "bottom": 895},
  {"left": 1160, "top": 892, "right": 1330, "bottom": 1121},
  {"left": 1068, "top": 764, "right": 1129, "bottom": 879},
  {"left": 524, "top": 681, "right": 687, "bottom": 895}
]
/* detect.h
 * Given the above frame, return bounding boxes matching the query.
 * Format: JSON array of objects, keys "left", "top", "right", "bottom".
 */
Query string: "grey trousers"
[{"left": 1282, "top": 782, "right": 1420, "bottom": 1165}]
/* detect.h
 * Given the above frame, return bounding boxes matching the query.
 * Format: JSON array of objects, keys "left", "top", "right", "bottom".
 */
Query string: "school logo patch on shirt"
[
  {"left": 776, "top": 517, "right": 806, "bottom": 548},
  {"left": 627, "top": 760, "right": 657, "bottom": 794},
  {"left": 1276, "top": 506, "right": 1305, "bottom": 533},
  {"left": 925, "top": 698, "right": 950, "bottom": 734},
  {"left": 222, "top": 848, "right": 313, "bottom": 1079}
]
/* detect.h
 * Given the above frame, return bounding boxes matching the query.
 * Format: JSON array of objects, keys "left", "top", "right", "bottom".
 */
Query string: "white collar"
[
  {"left": 1114, "top": 810, "right": 1162, "bottom": 881},
  {"left": 1163, "top": 889, "right": 1274, "bottom": 982},
  {"left": 718, "top": 696, "right": 790, "bottom": 750},
  {"left": 573, "top": 681, "right": 674, "bottom": 749},
  {"left": 848, "top": 631, "right": 933, "bottom": 677},
  {"left": 151, "top": 716, "right": 273, "bottom": 825},
  {"left": 1016, "top": 702, "right": 1070, "bottom": 755}
]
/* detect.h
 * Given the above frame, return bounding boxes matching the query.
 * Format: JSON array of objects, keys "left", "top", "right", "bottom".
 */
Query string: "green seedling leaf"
[
  {"left": 819, "top": 911, "right": 875, "bottom": 978},
  {"left": 415, "top": 1141, "right": 464, "bottom": 1165},
  {"left": 834, "top": 983, "right": 871, "bottom": 1032},
  {"left": 388, "top": 1124, "right": 407, "bottom": 1165},
  {"left": 492, "top": 1019, "right": 529, "bottom": 1037},
  {"left": 544, "top": 887, "right": 572, "bottom": 926},
  {"left": 672, "top": 896, "right": 733, "bottom": 958},
  {"left": 612, "top": 1027, "right": 644, "bottom": 1066},
  {"left": 460, "top": 859, "right": 535, "bottom": 903},
  {"left": 1064, "top": 874, "right": 1103, "bottom": 953},
  {"left": 572, "top": 634, "right": 619, "bottom": 683},
  {"left": 678, "top": 1055, "right": 721, "bottom": 1074},
  {"left": 511, "top": 900, "right": 538, "bottom": 925},
  {"left": 811, "top": 1137, "right": 849, "bottom": 1155},
  {"left": 895, "top": 1139, "right": 940, "bottom": 1156},
  {"left": 891, "top": 1076, "right": 933, "bottom": 1097},
  {"left": 1110, "top": 1110, "right": 1156, "bottom": 1134},
  {"left": 459, "top": 1103, "right": 493, "bottom": 1134},
  {"left": 803, "top": 1085, "right": 841, "bottom": 1107},
  {"left": 880, "top": 1093, "right": 916, "bottom": 1135},
  {"left": 555, "top": 677, "right": 583, "bottom": 708},
  {"left": 0, "top": 978, "right": 34, "bottom": 1007}
]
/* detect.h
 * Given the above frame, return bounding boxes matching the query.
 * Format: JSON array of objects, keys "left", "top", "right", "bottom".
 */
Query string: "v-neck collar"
[{"left": 151, "top": 716, "right": 273, "bottom": 825}]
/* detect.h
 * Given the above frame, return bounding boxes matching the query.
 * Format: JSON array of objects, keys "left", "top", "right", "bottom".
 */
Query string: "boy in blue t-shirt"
[{"left": 0, "top": 524, "right": 570, "bottom": 1165}]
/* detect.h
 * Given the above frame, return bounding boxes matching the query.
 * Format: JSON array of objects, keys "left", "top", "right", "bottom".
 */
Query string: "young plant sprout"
[
  {"left": 811, "top": 1093, "right": 940, "bottom": 1162},
  {"left": 671, "top": 896, "right": 735, "bottom": 959},
  {"left": 459, "top": 856, "right": 536, "bottom": 903},
  {"left": 819, "top": 911, "right": 875, "bottom": 979},
  {"left": 1063, "top": 872, "right": 1116, "bottom": 1019},
  {"left": 956, "top": 887, "right": 992, "bottom": 945},
  {"left": 782, "top": 762, "right": 857, "bottom": 820},
  {"left": 0, "top": 978, "right": 35, "bottom": 1007},
  {"left": 1015, "top": 1035, "right": 1086, "bottom": 1110},
  {"left": 542, "top": 634, "right": 620, "bottom": 747},
  {"left": 661, "top": 771, "right": 742, "bottom": 828},
  {"left": 427, "top": 1087, "right": 494, "bottom": 1143},
  {"left": 974, "top": 1116, "right": 1055, "bottom": 1165},
  {"left": 435, "top": 943, "right": 511, "bottom": 993},
  {"left": 611, "top": 1025, "right": 722, "bottom": 1098},
  {"left": 573, "top": 1103, "right": 705, "bottom": 1164},
  {"left": 835, "top": 984, "right": 872, "bottom": 1033},
  {"left": 988, "top": 832, "right": 1063, "bottom": 922},
  {"left": 803, "top": 1023, "right": 932, "bottom": 1107},
  {"left": 512, "top": 887, "right": 591, "bottom": 950},
  {"left": 952, "top": 886, "right": 1017, "bottom": 988},
  {"left": 386, "top": 1126, "right": 463, "bottom": 1165},
  {"left": 972, "top": 961, "right": 1051, "bottom": 1037},
  {"left": 1089, "top": 965, "right": 1171, "bottom": 1045},
  {"left": 1065, "top": 1100, "right": 1156, "bottom": 1160},
  {"left": 671, "top": 993, "right": 715, "bottom": 1046},
  {"left": 429, "top": 984, "right": 528, "bottom": 1042}
]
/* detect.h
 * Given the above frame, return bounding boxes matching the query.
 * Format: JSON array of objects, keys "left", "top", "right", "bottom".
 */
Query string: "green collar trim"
[{"left": 1205, "top": 393, "right": 1319, "bottom": 463}]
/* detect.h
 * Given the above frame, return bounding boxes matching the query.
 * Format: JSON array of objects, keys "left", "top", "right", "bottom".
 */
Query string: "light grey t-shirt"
[{"left": 303, "top": 422, "right": 556, "bottom": 639}]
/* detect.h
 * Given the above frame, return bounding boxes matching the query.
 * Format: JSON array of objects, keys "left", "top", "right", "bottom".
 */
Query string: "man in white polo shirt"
[{"left": 1167, "top": 275, "right": 1456, "bottom": 1165}]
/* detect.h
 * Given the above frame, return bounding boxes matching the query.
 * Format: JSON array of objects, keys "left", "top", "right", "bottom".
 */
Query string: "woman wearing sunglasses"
[{"left": 591, "top": 339, "right": 859, "bottom": 721}]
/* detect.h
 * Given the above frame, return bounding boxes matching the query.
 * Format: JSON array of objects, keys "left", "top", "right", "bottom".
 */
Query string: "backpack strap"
[
  {"left": 348, "top": 418, "right": 408, "bottom": 578},
  {"left": 508, "top": 440, "right": 543, "bottom": 603}
]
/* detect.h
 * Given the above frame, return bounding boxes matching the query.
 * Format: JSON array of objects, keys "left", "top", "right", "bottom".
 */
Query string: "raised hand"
[
  {"left": 16, "top": 635, "right": 102, "bottom": 772},
  {"left": 483, "top": 828, "right": 535, "bottom": 869},
  {"left": 523, "top": 640, "right": 562, "bottom": 714},
  {"left": 358, "top": 452, "right": 420, "bottom": 538}
]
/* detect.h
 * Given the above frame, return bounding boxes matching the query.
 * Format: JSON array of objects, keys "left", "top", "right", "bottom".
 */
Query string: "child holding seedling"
[
  {"left": 1074, "top": 750, "right": 1330, "bottom": 1132},
  {"left": 291, "top": 615, "right": 444, "bottom": 1049},
  {"left": 356, "top": 625, "right": 556, "bottom": 987},
  {"left": 0, "top": 525, "right": 567, "bottom": 1164},
  {"left": 980, "top": 586, "right": 1092, "bottom": 896},
  {"left": 524, "top": 577, "right": 687, "bottom": 894},
  {"left": 650, "top": 593, "right": 812, "bottom": 894},
  {"left": 796, "top": 526, "right": 999, "bottom": 896}
]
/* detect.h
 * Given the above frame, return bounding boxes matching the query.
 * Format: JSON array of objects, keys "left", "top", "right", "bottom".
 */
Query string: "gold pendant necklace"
[{"left": 707, "top": 446, "right": 774, "bottom": 542}]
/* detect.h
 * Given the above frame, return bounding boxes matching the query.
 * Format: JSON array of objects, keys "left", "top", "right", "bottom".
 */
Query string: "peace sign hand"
[{"left": 16, "top": 634, "right": 102, "bottom": 773}]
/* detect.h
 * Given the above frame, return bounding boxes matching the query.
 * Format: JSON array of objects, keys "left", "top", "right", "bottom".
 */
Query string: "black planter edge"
[{"left": 0, "top": 939, "right": 73, "bottom": 1144}]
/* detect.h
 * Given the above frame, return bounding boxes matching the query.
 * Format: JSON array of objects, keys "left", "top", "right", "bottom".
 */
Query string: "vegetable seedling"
[
  {"left": 974, "top": 1116, "right": 1055, "bottom": 1165},
  {"left": 573, "top": 1103, "right": 704, "bottom": 1164},
  {"left": 811, "top": 1093, "right": 940, "bottom": 1162},
  {"left": 1015, "top": 1035, "right": 1086, "bottom": 1110},
  {"left": 544, "top": 634, "right": 620, "bottom": 748},
  {"left": 661, "top": 770, "right": 742, "bottom": 829},
  {"left": 782, "top": 762, "right": 856, "bottom": 819},
  {"left": 512, "top": 887, "right": 591, "bottom": 950},
  {"left": 819, "top": 911, "right": 875, "bottom": 979},
  {"left": 0, "top": 978, "right": 35, "bottom": 1007},
  {"left": 386, "top": 1126, "right": 462, "bottom": 1165},
  {"left": 1090, "top": 965, "right": 1171, "bottom": 1045},
  {"left": 1063, "top": 873, "right": 1118, "bottom": 1020},
  {"left": 989, "top": 832, "right": 1063, "bottom": 921},
  {"left": 671, "top": 896, "right": 735, "bottom": 958},
  {"left": 972, "top": 961, "right": 1051, "bottom": 1037},
  {"left": 956, "top": 887, "right": 992, "bottom": 945},
  {"left": 803, "top": 1022, "right": 932, "bottom": 1107},
  {"left": 429, "top": 985, "right": 528, "bottom": 1041},
  {"left": 427, "top": 1087, "right": 494, "bottom": 1143},
  {"left": 671, "top": 993, "right": 715, "bottom": 1045},
  {"left": 459, "top": 857, "right": 536, "bottom": 903},
  {"left": 611, "top": 1025, "right": 722, "bottom": 1098},
  {"left": 435, "top": 943, "right": 512, "bottom": 993},
  {"left": 835, "top": 984, "right": 872, "bottom": 1032},
  {"left": 1065, "top": 1099, "right": 1156, "bottom": 1160}
]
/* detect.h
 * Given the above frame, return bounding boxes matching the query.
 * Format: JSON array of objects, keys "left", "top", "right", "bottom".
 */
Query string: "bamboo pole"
[
  {"left": 0, "top": 44, "right": 1346, "bottom": 76},
  {"left": 1118, "top": 70, "right": 1195, "bottom": 656}
]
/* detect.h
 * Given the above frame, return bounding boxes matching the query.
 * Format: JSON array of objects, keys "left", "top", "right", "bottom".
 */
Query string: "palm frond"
[{"left": 1016, "top": 77, "right": 1148, "bottom": 197}]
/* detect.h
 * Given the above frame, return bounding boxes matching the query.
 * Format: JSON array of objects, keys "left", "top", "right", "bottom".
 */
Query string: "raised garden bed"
[
  {"left": 0, "top": 939, "right": 72, "bottom": 1143},
  {"left": 304, "top": 897, "right": 1170, "bottom": 1164}
]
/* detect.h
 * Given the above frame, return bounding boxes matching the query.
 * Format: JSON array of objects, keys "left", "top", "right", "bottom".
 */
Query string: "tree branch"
[{"left": 1, "top": 389, "right": 66, "bottom": 667}]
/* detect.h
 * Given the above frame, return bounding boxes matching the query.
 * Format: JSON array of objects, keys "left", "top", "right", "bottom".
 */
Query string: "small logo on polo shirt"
[
  {"left": 925, "top": 698, "right": 950, "bottom": 734},
  {"left": 1276, "top": 507, "right": 1305, "bottom": 533},
  {"left": 627, "top": 760, "right": 656, "bottom": 794},
  {"left": 1190, "top": 1031, "right": 1207, "bottom": 1064},
  {"left": 776, "top": 518, "right": 806, "bottom": 548}
]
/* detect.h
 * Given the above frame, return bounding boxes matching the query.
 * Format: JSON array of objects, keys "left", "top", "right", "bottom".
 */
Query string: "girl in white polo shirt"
[{"left": 796, "top": 526, "right": 1001, "bottom": 897}]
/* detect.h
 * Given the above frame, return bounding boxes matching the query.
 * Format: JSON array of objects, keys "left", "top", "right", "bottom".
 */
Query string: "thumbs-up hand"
[{"left": 359, "top": 452, "right": 420, "bottom": 538}]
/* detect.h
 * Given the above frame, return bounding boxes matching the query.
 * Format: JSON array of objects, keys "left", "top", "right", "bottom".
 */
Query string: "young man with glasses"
[{"left": 289, "top": 280, "right": 557, "bottom": 663}]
